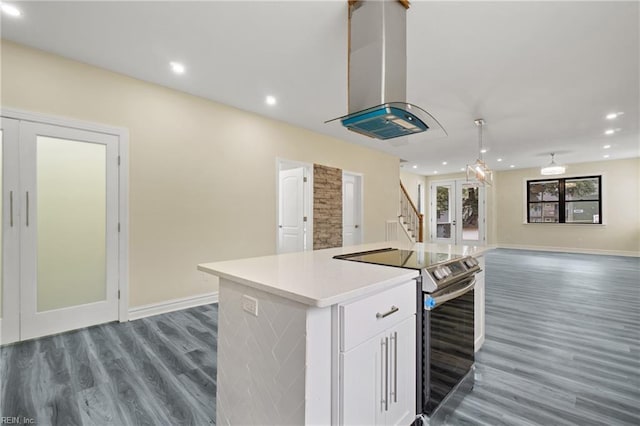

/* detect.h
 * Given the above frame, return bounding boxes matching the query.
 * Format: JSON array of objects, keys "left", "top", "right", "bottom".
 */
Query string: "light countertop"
[{"left": 198, "top": 241, "right": 492, "bottom": 308}]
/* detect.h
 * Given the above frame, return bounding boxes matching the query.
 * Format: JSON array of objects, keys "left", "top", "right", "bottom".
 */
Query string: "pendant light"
[
  {"left": 466, "top": 118, "right": 493, "bottom": 186},
  {"left": 540, "top": 153, "right": 566, "bottom": 175}
]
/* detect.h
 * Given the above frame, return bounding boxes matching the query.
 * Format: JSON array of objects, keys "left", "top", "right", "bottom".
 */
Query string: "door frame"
[
  {"left": 430, "top": 180, "right": 456, "bottom": 244},
  {"left": 1, "top": 117, "right": 21, "bottom": 344},
  {"left": 1, "top": 108, "right": 130, "bottom": 327},
  {"left": 342, "top": 170, "right": 364, "bottom": 246},
  {"left": 456, "top": 181, "right": 486, "bottom": 245},
  {"left": 275, "top": 158, "right": 313, "bottom": 253},
  {"left": 429, "top": 178, "right": 486, "bottom": 245}
]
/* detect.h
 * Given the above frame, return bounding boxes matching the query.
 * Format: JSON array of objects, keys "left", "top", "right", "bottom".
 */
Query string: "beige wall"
[
  {"left": 1, "top": 40, "right": 400, "bottom": 307},
  {"left": 495, "top": 157, "right": 640, "bottom": 255}
]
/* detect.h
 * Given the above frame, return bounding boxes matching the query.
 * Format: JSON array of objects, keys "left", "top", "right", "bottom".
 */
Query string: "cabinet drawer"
[{"left": 340, "top": 280, "right": 417, "bottom": 352}]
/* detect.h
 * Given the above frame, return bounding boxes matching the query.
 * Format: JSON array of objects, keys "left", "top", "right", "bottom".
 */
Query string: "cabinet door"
[
  {"left": 386, "top": 316, "right": 416, "bottom": 426},
  {"left": 341, "top": 334, "right": 385, "bottom": 426}
]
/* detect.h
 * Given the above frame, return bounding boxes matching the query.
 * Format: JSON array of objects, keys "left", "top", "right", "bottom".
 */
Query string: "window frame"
[{"left": 526, "top": 175, "right": 602, "bottom": 224}]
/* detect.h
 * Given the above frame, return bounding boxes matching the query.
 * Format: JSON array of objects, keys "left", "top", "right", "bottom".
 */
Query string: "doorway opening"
[
  {"left": 1, "top": 109, "right": 128, "bottom": 344},
  {"left": 430, "top": 179, "right": 486, "bottom": 245}
]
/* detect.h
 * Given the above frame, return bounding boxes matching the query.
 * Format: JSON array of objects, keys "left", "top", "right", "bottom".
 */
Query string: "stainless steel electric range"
[{"left": 334, "top": 247, "right": 481, "bottom": 425}]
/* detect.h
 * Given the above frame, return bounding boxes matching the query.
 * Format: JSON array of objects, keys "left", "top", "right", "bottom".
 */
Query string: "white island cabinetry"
[
  {"left": 198, "top": 241, "right": 490, "bottom": 426},
  {"left": 339, "top": 280, "right": 416, "bottom": 426}
]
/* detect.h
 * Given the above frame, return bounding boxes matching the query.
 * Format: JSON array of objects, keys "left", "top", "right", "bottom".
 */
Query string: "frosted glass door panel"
[
  {"left": 36, "top": 136, "right": 107, "bottom": 312},
  {"left": 21, "top": 121, "right": 118, "bottom": 340}
]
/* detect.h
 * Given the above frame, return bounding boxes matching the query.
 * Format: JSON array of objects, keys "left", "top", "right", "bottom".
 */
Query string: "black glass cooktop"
[{"left": 333, "top": 248, "right": 460, "bottom": 270}]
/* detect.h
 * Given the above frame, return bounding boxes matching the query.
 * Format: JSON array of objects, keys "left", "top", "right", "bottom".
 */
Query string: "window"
[{"left": 527, "top": 176, "right": 601, "bottom": 224}]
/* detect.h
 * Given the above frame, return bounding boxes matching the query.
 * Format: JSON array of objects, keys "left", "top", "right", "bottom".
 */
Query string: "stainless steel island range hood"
[{"left": 328, "top": 0, "right": 446, "bottom": 140}]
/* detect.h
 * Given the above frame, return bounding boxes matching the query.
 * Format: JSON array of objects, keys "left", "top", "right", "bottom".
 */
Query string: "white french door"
[
  {"left": 430, "top": 179, "right": 485, "bottom": 245},
  {"left": 1, "top": 116, "right": 121, "bottom": 343}
]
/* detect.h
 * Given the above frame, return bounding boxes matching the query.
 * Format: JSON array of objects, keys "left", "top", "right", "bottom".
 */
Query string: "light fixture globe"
[
  {"left": 540, "top": 153, "right": 566, "bottom": 176},
  {"left": 466, "top": 118, "right": 493, "bottom": 186}
]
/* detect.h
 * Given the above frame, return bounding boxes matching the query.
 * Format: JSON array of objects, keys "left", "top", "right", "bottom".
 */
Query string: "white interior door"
[
  {"left": 430, "top": 179, "right": 486, "bottom": 245},
  {"left": 430, "top": 181, "right": 455, "bottom": 244},
  {"left": 19, "top": 121, "right": 119, "bottom": 340},
  {"left": 343, "top": 172, "right": 362, "bottom": 246},
  {"left": 1, "top": 118, "right": 20, "bottom": 344},
  {"left": 278, "top": 167, "right": 305, "bottom": 253}
]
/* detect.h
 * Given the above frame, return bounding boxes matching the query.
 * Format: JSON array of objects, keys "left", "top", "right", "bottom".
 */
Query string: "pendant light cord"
[{"left": 478, "top": 122, "right": 483, "bottom": 161}]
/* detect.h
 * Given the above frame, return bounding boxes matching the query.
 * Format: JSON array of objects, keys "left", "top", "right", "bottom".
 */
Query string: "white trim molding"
[
  {"left": 497, "top": 243, "right": 639, "bottom": 258},
  {"left": 128, "top": 292, "right": 219, "bottom": 321}
]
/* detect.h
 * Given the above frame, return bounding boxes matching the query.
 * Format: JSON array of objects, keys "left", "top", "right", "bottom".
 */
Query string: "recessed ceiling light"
[
  {"left": 510, "top": 165, "right": 515, "bottom": 168},
  {"left": 412, "top": 165, "right": 418, "bottom": 169},
  {"left": 460, "top": 168, "right": 465, "bottom": 171},
  {"left": 606, "top": 112, "right": 623, "bottom": 120},
  {"left": 480, "top": 148, "right": 487, "bottom": 154},
  {"left": 170, "top": 61, "right": 185, "bottom": 74},
  {"left": 604, "top": 129, "right": 615, "bottom": 135},
  {"left": 442, "top": 161, "right": 447, "bottom": 165},
  {"left": 497, "top": 158, "right": 503, "bottom": 162},
  {"left": 265, "top": 95, "right": 277, "bottom": 106},
  {"left": 1, "top": 2, "right": 21, "bottom": 17},
  {"left": 433, "top": 171, "right": 438, "bottom": 174},
  {"left": 603, "top": 144, "right": 611, "bottom": 149},
  {"left": 603, "top": 154, "right": 610, "bottom": 158}
]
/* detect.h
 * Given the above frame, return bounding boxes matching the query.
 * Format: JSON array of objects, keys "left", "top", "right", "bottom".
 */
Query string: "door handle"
[
  {"left": 376, "top": 305, "right": 399, "bottom": 319},
  {"left": 355, "top": 224, "right": 359, "bottom": 229},
  {"left": 279, "top": 225, "right": 283, "bottom": 228},
  {"left": 9, "top": 191, "right": 14, "bottom": 227},
  {"left": 26, "top": 191, "right": 29, "bottom": 227},
  {"left": 384, "top": 336, "right": 389, "bottom": 412}
]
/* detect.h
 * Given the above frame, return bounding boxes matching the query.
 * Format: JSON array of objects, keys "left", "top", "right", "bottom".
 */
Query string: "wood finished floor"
[
  {"left": 1, "top": 304, "right": 217, "bottom": 425},
  {"left": 446, "top": 249, "right": 640, "bottom": 426},
  {"left": 1, "top": 249, "right": 638, "bottom": 425}
]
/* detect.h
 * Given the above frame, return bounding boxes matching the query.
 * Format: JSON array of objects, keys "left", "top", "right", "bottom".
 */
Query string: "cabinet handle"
[
  {"left": 26, "top": 191, "right": 29, "bottom": 227},
  {"left": 393, "top": 331, "right": 398, "bottom": 403},
  {"left": 384, "top": 336, "right": 389, "bottom": 412},
  {"left": 9, "top": 191, "right": 14, "bottom": 227},
  {"left": 376, "top": 305, "right": 399, "bottom": 319}
]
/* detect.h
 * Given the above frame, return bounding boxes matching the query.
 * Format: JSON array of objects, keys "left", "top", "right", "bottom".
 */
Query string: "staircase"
[{"left": 399, "top": 181, "right": 424, "bottom": 243}]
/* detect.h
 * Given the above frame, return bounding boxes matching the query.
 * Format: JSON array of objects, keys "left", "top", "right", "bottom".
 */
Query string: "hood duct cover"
[{"left": 327, "top": 0, "right": 446, "bottom": 140}]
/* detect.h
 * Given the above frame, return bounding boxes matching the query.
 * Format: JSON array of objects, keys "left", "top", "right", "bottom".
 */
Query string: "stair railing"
[{"left": 399, "top": 181, "right": 424, "bottom": 243}]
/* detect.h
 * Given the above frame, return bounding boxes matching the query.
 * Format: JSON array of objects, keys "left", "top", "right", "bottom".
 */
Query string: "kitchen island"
[{"left": 198, "top": 241, "right": 490, "bottom": 426}]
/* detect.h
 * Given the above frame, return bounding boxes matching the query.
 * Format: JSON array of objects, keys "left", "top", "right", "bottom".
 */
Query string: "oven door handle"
[{"left": 427, "top": 278, "right": 476, "bottom": 309}]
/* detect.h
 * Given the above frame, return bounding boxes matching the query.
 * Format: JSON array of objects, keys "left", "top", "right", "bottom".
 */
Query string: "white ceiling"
[{"left": 2, "top": 0, "right": 638, "bottom": 176}]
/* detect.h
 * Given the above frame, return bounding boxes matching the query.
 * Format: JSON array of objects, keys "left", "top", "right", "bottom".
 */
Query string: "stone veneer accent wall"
[{"left": 313, "top": 164, "right": 343, "bottom": 249}]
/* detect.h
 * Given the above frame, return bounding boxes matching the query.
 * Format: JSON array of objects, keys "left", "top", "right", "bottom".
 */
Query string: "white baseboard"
[
  {"left": 497, "top": 243, "right": 639, "bottom": 258},
  {"left": 128, "top": 292, "right": 219, "bottom": 321}
]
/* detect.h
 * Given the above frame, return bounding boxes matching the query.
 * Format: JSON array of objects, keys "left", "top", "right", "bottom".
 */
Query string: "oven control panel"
[{"left": 422, "top": 256, "right": 481, "bottom": 293}]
